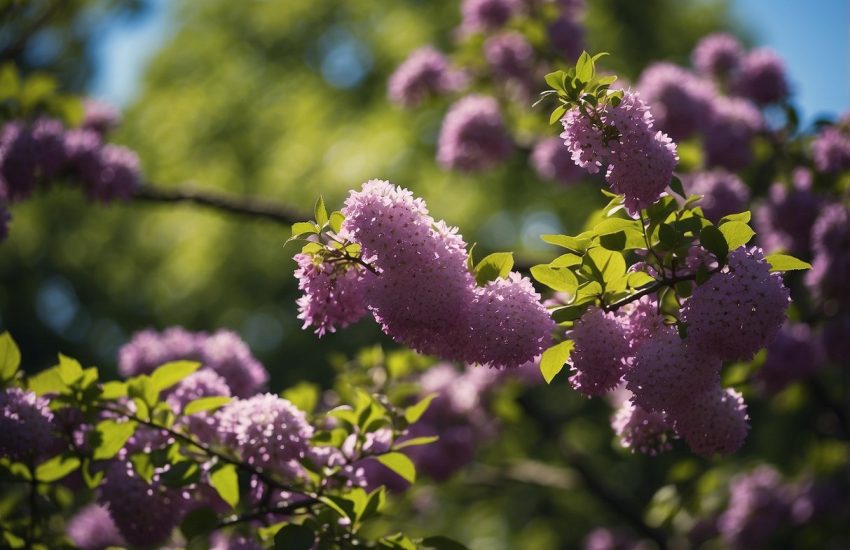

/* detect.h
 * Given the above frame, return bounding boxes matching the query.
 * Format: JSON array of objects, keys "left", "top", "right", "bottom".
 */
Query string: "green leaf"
[
  {"left": 210, "top": 463, "right": 239, "bottom": 509},
  {"left": 393, "top": 436, "right": 439, "bottom": 450},
  {"left": 329, "top": 211, "right": 345, "bottom": 233},
  {"left": 151, "top": 360, "right": 202, "bottom": 393},
  {"left": 575, "top": 51, "right": 594, "bottom": 83},
  {"left": 183, "top": 395, "right": 232, "bottom": 415},
  {"left": 474, "top": 252, "right": 514, "bottom": 285},
  {"left": 361, "top": 486, "right": 386, "bottom": 521},
  {"left": 57, "top": 354, "right": 84, "bottom": 385},
  {"left": 375, "top": 452, "right": 416, "bottom": 483},
  {"left": 160, "top": 460, "right": 200, "bottom": 487},
  {"left": 130, "top": 453, "right": 156, "bottom": 483},
  {"left": 291, "top": 221, "right": 319, "bottom": 237},
  {"left": 599, "top": 231, "right": 627, "bottom": 251},
  {"left": 544, "top": 71, "right": 566, "bottom": 92},
  {"left": 93, "top": 420, "right": 137, "bottom": 460},
  {"left": 592, "top": 217, "right": 638, "bottom": 235},
  {"left": 765, "top": 254, "right": 812, "bottom": 272},
  {"left": 128, "top": 375, "right": 159, "bottom": 409},
  {"left": 549, "top": 105, "right": 567, "bottom": 125},
  {"left": 541, "top": 234, "right": 591, "bottom": 252},
  {"left": 530, "top": 265, "right": 579, "bottom": 294},
  {"left": 551, "top": 303, "right": 589, "bottom": 323},
  {"left": 719, "top": 221, "right": 755, "bottom": 250},
  {"left": 585, "top": 247, "right": 627, "bottom": 282},
  {"left": 274, "top": 524, "right": 315, "bottom": 550},
  {"left": 314, "top": 196, "right": 328, "bottom": 227},
  {"left": 550, "top": 253, "right": 582, "bottom": 268},
  {"left": 699, "top": 225, "right": 729, "bottom": 264},
  {"left": 35, "top": 455, "right": 80, "bottom": 482},
  {"left": 281, "top": 381, "right": 320, "bottom": 413},
  {"left": 669, "top": 175, "right": 687, "bottom": 199},
  {"left": 422, "top": 536, "right": 470, "bottom": 550},
  {"left": 627, "top": 271, "right": 656, "bottom": 289},
  {"left": 718, "top": 211, "right": 751, "bottom": 224},
  {"left": 404, "top": 394, "right": 437, "bottom": 424},
  {"left": 540, "top": 340, "right": 575, "bottom": 384},
  {"left": 101, "top": 381, "right": 127, "bottom": 399},
  {"left": 0, "top": 332, "right": 21, "bottom": 382},
  {"left": 319, "top": 495, "right": 355, "bottom": 519},
  {"left": 27, "top": 367, "right": 65, "bottom": 396},
  {"left": 180, "top": 507, "right": 219, "bottom": 543}
]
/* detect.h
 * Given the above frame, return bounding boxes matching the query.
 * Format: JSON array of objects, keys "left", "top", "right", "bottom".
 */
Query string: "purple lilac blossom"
[
  {"left": 637, "top": 62, "right": 717, "bottom": 140},
  {"left": 754, "top": 169, "right": 822, "bottom": 256},
  {"left": 812, "top": 126, "right": 850, "bottom": 173},
  {"left": 568, "top": 307, "right": 630, "bottom": 396},
  {"left": 530, "top": 137, "right": 585, "bottom": 185},
  {"left": 547, "top": 15, "right": 585, "bottom": 61},
  {"left": 0, "top": 121, "right": 38, "bottom": 202},
  {"left": 702, "top": 96, "right": 762, "bottom": 170},
  {"left": 687, "top": 169, "right": 749, "bottom": 223},
  {"left": 691, "top": 33, "right": 743, "bottom": 78},
  {"left": 0, "top": 204, "right": 9, "bottom": 242},
  {"left": 612, "top": 400, "right": 675, "bottom": 455},
  {"left": 437, "top": 95, "right": 514, "bottom": 171},
  {"left": 82, "top": 99, "right": 121, "bottom": 135},
  {"left": 30, "top": 117, "right": 67, "bottom": 179},
  {"left": 805, "top": 204, "right": 850, "bottom": 311},
  {"left": 388, "top": 47, "right": 465, "bottom": 107},
  {"left": 0, "top": 387, "right": 56, "bottom": 462},
  {"left": 732, "top": 48, "right": 790, "bottom": 105},
  {"left": 66, "top": 504, "right": 126, "bottom": 550},
  {"left": 460, "top": 0, "right": 521, "bottom": 33},
  {"left": 718, "top": 466, "right": 792, "bottom": 549},
  {"left": 484, "top": 31, "right": 534, "bottom": 80},
  {"left": 683, "top": 247, "right": 790, "bottom": 361},
  {"left": 755, "top": 322, "right": 823, "bottom": 393},
  {"left": 675, "top": 387, "right": 749, "bottom": 457},
  {"left": 294, "top": 252, "right": 371, "bottom": 336}
]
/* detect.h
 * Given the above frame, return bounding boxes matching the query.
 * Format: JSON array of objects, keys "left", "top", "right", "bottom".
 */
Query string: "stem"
[
  {"left": 134, "top": 185, "right": 307, "bottom": 226},
  {"left": 638, "top": 210, "right": 665, "bottom": 269},
  {"left": 94, "top": 404, "right": 307, "bottom": 496},
  {"left": 216, "top": 498, "right": 318, "bottom": 528},
  {"left": 601, "top": 271, "right": 702, "bottom": 313}
]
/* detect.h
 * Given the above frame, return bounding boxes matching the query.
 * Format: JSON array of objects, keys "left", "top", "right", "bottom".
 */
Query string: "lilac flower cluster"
[
  {"left": 388, "top": 47, "right": 466, "bottom": 107},
  {"left": 611, "top": 400, "right": 674, "bottom": 456},
  {"left": 530, "top": 137, "right": 585, "bottom": 185},
  {"left": 754, "top": 169, "right": 822, "bottom": 256},
  {"left": 691, "top": 33, "right": 744, "bottom": 79},
  {"left": 805, "top": 203, "right": 850, "bottom": 312},
  {"left": 118, "top": 327, "right": 269, "bottom": 397},
  {"left": 437, "top": 95, "right": 514, "bottom": 171},
  {"left": 0, "top": 387, "right": 56, "bottom": 462},
  {"left": 337, "top": 179, "right": 554, "bottom": 368},
  {"left": 167, "top": 369, "right": 232, "bottom": 441},
  {"left": 460, "top": 0, "right": 521, "bottom": 34},
  {"left": 637, "top": 62, "right": 717, "bottom": 141},
  {"left": 66, "top": 504, "right": 126, "bottom": 550},
  {"left": 755, "top": 322, "right": 823, "bottom": 393},
  {"left": 686, "top": 169, "right": 749, "bottom": 223},
  {"left": 702, "top": 96, "right": 763, "bottom": 170},
  {"left": 718, "top": 467, "right": 794, "bottom": 549},
  {"left": 0, "top": 113, "right": 140, "bottom": 208},
  {"left": 560, "top": 90, "right": 679, "bottom": 213},
  {"left": 294, "top": 252, "right": 371, "bottom": 336},
  {"left": 812, "top": 124, "right": 850, "bottom": 173}
]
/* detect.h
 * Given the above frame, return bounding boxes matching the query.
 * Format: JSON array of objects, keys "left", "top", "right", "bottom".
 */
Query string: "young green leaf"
[
  {"left": 540, "top": 340, "right": 575, "bottom": 384},
  {"left": 57, "top": 354, "right": 84, "bottom": 385},
  {"left": 669, "top": 175, "right": 687, "bottom": 199},
  {"left": 530, "top": 265, "right": 579, "bottom": 294},
  {"left": 151, "top": 360, "right": 202, "bottom": 393},
  {"left": 544, "top": 70, "right": 566, "bottom": 93},
  {"left": 375, "top": 452, "right": 416, "bottom": 483},
  {"left": 764, "top": 253, "right": 812, "bottom": 272},
  {"left": 291, "top": 221, "right": 319, "bottom": 238},
  {"left": 719, "top": 221, "right": 755, "bottom": 250},
  {"left": 314, "top": 196, "right": 328, "bottom": 227},
  {"left": 27, "top": 367, "right": 65, "bottom": 396},
  {"left": 575, "top": 51, "right": 594, "bottom": 83},
  {"left": 393, "top": 435, "right": 439, "bottom": 450},
  {"left": 422, "top": 536, "right": 471, "bottom": 550},
  {"left": 541, "top": 234, "right": 592, "bottom": 252},
  {"left": 210, "top": 464, "right": 240, "bottom": 509},
  {"left": 274, "top": 524, "right": 315, "bottom": 550},
  {"left": 404, "top": 393, "right": 437, "bottom": 424},
  {"left": 474, "top": 252, "right": 514, "bottom": 285},
  {"left": 552, "top": 303, "right": 589, "bottom": 323},
  {"left": 550, "top": 105, "right": 567, "bottom": 125},
  {"left": 183, "top": 396, "right": 233, "bottom": 415},
  {"left": 0, "top": 332, "right": 21, "bottom": 382},
  {"left": 93, "top": 420, "right": 138, "bottom": 460},
  {"left": 699, "top": 225, "right": 729, "bottom": 264},
  {"left": 281, "top": 381, "right": 320, "bottom": 414},
  {"left": 328, "top": 211, "right": 345, "bottom": 233},
  {"left": 35, "top": 455, "right": 80, "bottom": 482},
  {"left": 180, "top": 507, "right": 219, "bottom": 543}
]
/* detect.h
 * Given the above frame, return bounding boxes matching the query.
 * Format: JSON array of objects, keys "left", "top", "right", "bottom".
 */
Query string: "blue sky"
[{"left": 89, "top": 0, "right": 849, "bottom": 123}]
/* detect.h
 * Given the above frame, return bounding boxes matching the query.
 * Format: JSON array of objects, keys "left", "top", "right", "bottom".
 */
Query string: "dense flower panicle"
[
  {"left": 118, "top": 327, "right": 268, "bottom": 396},
  {"left": 484, "top": 31, "right": 534, "bottom": 79},
  {"left": 754, "top": 172, "right": 822, "bottom": 255},
  {"left": 200, "top": 330, "right": 269, "bottom": 397},
  {"left": 805, "top": 204, "right": 850, "bottom": 310},
  {"left": 82, "top": 99, "right": 121, "bottom": 135},
  {"left": 216, "top": 394, "right": 314, "bottom": 478},
  {"left": 388, "top": 47, "right": 465, "bottom": 107},
  {"left": 63, "top": 128, "right": 103, "bottom": 184},
  {"left": 692, "top": 32, "right": 744, "bottom": 78},
  {"left": 0, "top": 121, "right": 38, "bottom": 202},
  {"left": 0, "top": 388, "right": 56, "bottom": 462},
  {"left": 703, "top": 96, "right": 762, "bottom": 170},
  {"left": 460, "top": 0, "right": 520, "bottom": 32},
  {"left": 547, "top": 15, "right": 585, "bottom": 61},
  {"left": 530, "top": 137, "right": 585, "bottom": 185},
  {"left": 437, "top": 95, "right": 513, "bottom": 171},
  {"left": 561, "top": 90, "right": 678, "bottom": 213},
  {"left": 683, "top": 247, "right": 790, "bottom": 361},
  {"left": 167, "top": 370, "right": 232, "bottom": 441},
  {"left": 822, "top": 314, "right": 850, "bottom": 366},
  {"left": 612, "top": 400, "right": 675, "bottom": 455},
  {"left": 618, "top": 296, "right": 666, "bottom": 352},
  {"left": 98, "top": 461, "right": 186, "bottom": 548},
  {"left": 30, "top": 117, "right": 67, "bottom": 178},
  {"left": 568, "top": 307, "right": 630, "bottom": 396},
  {"left": 755, "top": 322, "right": 823, "bottom": 393},
  {"left": 118, "top": 327, "right": 203, "bottom": 377},
  {"left": 811, "top": 126, "right": 850, "bottom": 172},
  {"left": 676, "top": 387, "right": 749, "bottom": 457},
  {"left": 470, "top": 273, "right": 556, "bottom": 368},
  {"left": 82, "top": 144, "right": 141, "bottom": 202},
  {"left": 719, "top": 467, "right": 792, "bottom": 549},
  {"left": 67, "top": 504, "right": 126, "bottom": 550},
  {"left": 625, "top": 326, "right": 722, "bottom": 414},
  {"left": 687, "top": 169, "right": 749, "bottom": 223},
  {"left": 294, "top": 253, "right": 370, "bottom": 336},
  {"left": 732, "top": 48, "right": 789, "bottom": 105},
  {"left": 637, "top": 63, "right": 717, "bottom": 140}
]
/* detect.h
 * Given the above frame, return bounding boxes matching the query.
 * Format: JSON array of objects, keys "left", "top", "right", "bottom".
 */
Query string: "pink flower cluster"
[
  {"left": 686, "top": 169, "right": 749, "bottom": 223},
  {"left": 387, "top": 47, "right": 466, "bottom": 107},
  {"left": 437, "top": 95, "right": 514, "bottom": 171},
  {"left": 335, "top": 179, "right": 554, "bottom": 368},
  {"left": 294, "top": 252, "right": 371, "bottom": 336},
  {"left": 0, "top": 387, "right": 56, "bottom": 462},
  {"left": 560, "top": 90, "right": 679, "bottom": 213},
  {"left": 460, "top": 0, "right": 521, "bottom": 34},
  {"left": 637, "top": 62, "right": 717, "bottom": 141}
]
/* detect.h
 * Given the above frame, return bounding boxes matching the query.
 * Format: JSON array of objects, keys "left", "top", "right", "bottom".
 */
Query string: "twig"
[
  {"left": 94, "top": 404, "right": 307, "bottom": 496},
  {"left": 602, "top": 272, "right": 700, "bottom": 313},
  {"left": 216, "top": 498, "right": 318, "bottom": 528},
  {"left": 134, "top": 185, "right": 308, "bottom": 226}
]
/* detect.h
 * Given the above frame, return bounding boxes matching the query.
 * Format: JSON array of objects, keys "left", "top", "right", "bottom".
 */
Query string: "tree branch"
[
  {"left": 134, "top": 185, "right": 308, "bottom": 226},
  {"left": 216, "top": 498, "right": 318, "bottom": 528}
]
